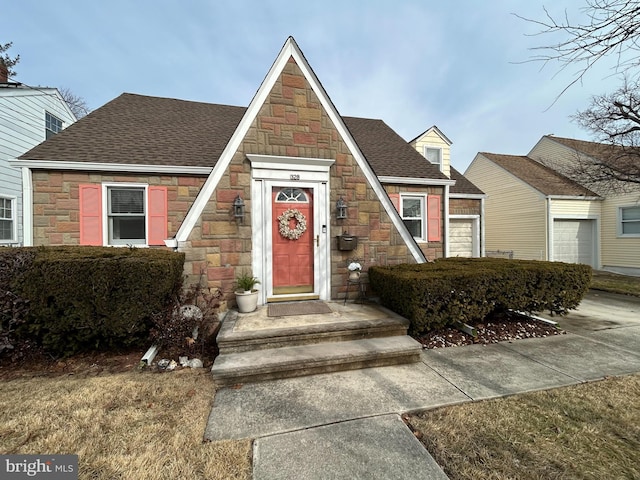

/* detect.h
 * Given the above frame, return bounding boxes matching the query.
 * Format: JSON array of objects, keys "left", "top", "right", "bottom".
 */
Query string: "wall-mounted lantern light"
[
  {"left": 233, "top": 195, "right": 245, "bottom": 223},
  {"left": 336, "top": 196, "right": 348, "bottom": 219}
]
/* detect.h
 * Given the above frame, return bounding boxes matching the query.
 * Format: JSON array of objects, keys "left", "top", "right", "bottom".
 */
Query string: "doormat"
[{"left": 268, "top": 301, "right": 332, "bottom": 317}]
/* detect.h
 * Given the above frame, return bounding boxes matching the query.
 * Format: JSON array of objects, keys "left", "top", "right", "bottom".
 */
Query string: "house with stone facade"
[{"left": 11, "top": 37, "right": 481, "bottom": 306}]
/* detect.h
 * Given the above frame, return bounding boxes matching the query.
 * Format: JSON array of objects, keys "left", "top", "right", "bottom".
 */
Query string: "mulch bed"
[{"left": 416, "top": 310, "right": 565, "bottom": 349}]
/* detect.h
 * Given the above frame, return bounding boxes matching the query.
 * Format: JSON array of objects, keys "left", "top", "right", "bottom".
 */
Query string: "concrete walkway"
[{"left": 204, "top": 291, "right": 640, "bottom": 479}]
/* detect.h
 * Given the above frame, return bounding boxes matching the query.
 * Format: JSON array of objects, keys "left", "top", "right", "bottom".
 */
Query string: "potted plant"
[{"left": 235, "top": 271, "right": 260, "bottom": 313}]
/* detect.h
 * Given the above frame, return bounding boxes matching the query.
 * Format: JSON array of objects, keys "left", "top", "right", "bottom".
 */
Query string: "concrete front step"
[
  {"left": 211, "top": 336, "right": 422, "bottom": 386},
  {"left": 217, "top": 310, "right": 410, "bottom": 354}
]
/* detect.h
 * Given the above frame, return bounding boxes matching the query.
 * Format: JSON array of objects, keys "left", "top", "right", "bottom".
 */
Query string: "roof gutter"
[
  {"left": 378, "top": 175, "right": 456, "bottom": 186},
  {"left": 8, "top": 159, "right": 212, "bottom": 175}
]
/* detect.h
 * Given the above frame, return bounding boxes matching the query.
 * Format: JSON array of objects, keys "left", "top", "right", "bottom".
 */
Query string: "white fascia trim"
[
  {"left": 8, "top": 159, "right": 212, "bottom": 175},
  {"left": 449, "top": 193, "right": 486, "bottom": 199},
  {"left": 547, "top": 195, "right": 602, "bottom": 201},
  {"left": 378, "top": 175, "right": 456, "bottom": 186},
  {"left": 247, "top": 154, "right": 335, "bottom": 172}
]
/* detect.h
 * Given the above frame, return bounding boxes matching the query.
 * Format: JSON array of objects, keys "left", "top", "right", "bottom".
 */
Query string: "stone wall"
[
  {"left": 30, "top": 170, "right": 205, "bottom": 246},
  {"left": 450, "top": 197, "right": 481, "bottom": 216}
]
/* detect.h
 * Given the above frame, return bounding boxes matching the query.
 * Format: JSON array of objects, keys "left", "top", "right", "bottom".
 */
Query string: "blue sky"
[{"left": 4, "top": 0, "right": 624, "bottom": 172}]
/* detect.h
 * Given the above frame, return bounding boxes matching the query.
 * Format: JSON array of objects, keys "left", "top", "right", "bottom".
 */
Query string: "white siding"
[
  {"left": 601, "top": 193, "right": 640, "bottom": 271},
  {"left": 0, "top": 88, "right": 76, "bottom": 244},
  {"left": 465, "top": 154, "right": 548, "bottom": 260}
]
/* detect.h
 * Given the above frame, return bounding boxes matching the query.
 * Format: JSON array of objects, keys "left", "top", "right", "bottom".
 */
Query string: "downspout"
[
  {"left": 22, "top": 167, "right": 33, "bottom": 246},
  {"left": 480, "top": 196, "right": 486, "bottom": 257},
  {"left": 546, "top": 196, "right": 552, "bottom": 261},
  {"left": 444, "top": 184, "right": 450, "bottom": 258}
]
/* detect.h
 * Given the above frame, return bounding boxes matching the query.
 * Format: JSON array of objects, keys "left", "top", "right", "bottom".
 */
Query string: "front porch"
[{"left": 211, "top": 301, "right": 422, "bottom": 386}]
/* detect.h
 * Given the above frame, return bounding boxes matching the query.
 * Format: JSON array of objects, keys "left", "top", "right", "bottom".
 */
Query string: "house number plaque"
[{"left": 290, "top": 174, "right": 300, "bottom": 180}]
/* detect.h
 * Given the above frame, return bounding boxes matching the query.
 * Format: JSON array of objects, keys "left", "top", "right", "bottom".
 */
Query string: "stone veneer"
[
  {"left": 450, "top": 197, "right": 481, "bottom": 216},
  {"left": 31, "top": 171, "right": 206, "bottom": 246},
  {"left": 180, "top": 57, "right": 418, "bottom": 303},
  {"left": 383, "top": 184, "right": 445, "bottom": 261}
]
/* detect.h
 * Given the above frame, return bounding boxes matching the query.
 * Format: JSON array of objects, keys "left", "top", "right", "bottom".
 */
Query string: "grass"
[
  {"left": 591, "top": 270, "right": 640, "bottom": 296},
  {"left": 0, "top": 368, "right": 251, "bottom": 480},
  {"left": 410, "top": 374, "right": 640, "bottom": 480}
]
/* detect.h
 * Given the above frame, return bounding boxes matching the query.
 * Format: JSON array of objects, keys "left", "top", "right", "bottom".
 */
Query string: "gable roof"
[
  {"left": 480, "top": 152, "right": 599, "bottom": 197},
  {"left": 409, "top": 125, "right": 452, "bottom": 145},
  {"left": 449, "top": 166, "right": 484, "bottom": 195},
  {"left": 544, "top": 135, "right": 623, "bottom": 159}
]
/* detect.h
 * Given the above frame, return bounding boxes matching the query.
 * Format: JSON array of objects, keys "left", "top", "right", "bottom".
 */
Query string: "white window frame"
[
  {"left": 618, "top": 205, "right": 640, "bottom": 237},
  {"left": 102, "top": 183, "right": 149, "bottom": 246},
  {"left": 0, "top": 195, "right": 17, "bottom": 244},
  {"left": 45, "top": 111, "right": 63, "bottom": 139},
  {"left": 423, "top": 146, "right": 443, "bottom": 171},
  {"left": 400, "top": 194, "right": 426, "bottom": 242}
]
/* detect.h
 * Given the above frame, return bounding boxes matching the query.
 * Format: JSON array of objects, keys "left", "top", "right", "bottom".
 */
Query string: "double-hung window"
[
  {"left": 0, "top": 196, "right": 16, "bottom": 243},
  {"left": 107, "top": 186, "right": 146, "bottom": 245},
  {"left": 620, "top": 206, "right": 640, "bottom": 236},
  {"left": 401, "top": 196, "right": 424, "bottom": 240},
  {"left": 79, "top": 184, "right": 168, "bottom": 246},
  {"left": 45, "top": 111, "right": 63, "bottom": 139},
  {"left": 397, "top": 194, "right": 442, "bottom": 242}
]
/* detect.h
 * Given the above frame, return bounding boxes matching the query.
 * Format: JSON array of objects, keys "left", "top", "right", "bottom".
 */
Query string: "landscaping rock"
[{"left": 188, "top": 358, "right": 203, "bottom": 368}]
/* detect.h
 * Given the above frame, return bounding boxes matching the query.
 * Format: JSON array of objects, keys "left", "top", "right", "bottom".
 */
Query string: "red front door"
[{"left": 272, "top": 187, "right": 314, "bottom": 295}]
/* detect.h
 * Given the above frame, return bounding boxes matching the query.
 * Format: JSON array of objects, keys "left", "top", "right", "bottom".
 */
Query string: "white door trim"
[{"left": 250, "top": 155, "right": 333, "bottom": 305}]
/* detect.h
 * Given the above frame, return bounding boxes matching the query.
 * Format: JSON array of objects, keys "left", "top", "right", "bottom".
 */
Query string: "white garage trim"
[
  {"left": 550, "top": 215, "right": 600, "bottom": 268},
  {"left": 449, "top": 215, "right": 480, "bottom": 257}
]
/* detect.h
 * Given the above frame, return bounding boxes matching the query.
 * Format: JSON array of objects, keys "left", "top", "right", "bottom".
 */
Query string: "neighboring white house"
[{"left": 0, "top": 66, "right": 76, "bottom": 245}]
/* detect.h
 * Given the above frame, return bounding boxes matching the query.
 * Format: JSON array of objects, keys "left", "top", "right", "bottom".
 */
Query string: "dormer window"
[
  {"left": 424, "top": 146, "right": 442, "bottom": 170},
  {"left": 45, "top": 111, "right": 63, "bottom": 139}
]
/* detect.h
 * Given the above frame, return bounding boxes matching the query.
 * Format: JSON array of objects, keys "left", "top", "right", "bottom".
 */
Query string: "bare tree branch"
[{"left": 59, "top": 87, "right": 91, "bottom": 119}]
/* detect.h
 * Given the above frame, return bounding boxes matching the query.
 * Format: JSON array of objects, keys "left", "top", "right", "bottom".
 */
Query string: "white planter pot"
[{"left": 235, "top": 290, "right": 259, "bottom": 313}]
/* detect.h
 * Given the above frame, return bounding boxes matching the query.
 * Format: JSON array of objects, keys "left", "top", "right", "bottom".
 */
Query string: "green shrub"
[
  {"left": 0, "top": 248, "right": 36, "bottom": 359},
  {"left": 369, "top": 258, "right": 592, "bottom": 336},
  {"left": 12, "top": 246, "right": 185, "bottom": 357}
]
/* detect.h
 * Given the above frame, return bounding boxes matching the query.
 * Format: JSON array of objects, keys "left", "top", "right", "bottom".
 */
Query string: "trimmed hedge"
[
  {"left": 7, "top": 246, "right": 185, "bottom": 357},
  {"left": 368, "top": 257, "right": 592, "bottom": 336}
]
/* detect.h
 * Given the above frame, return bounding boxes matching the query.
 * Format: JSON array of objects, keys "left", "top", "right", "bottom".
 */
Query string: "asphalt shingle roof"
[
  {"left": 449, "top": 166, "right": 484, "bottom": 195},
  {"left": 21, "top": 93, "right": 246, "bottom": 167},
  {"left": 480, "top": 152, "right": 599, "bottom": 197},
  {"left": 20, "top": 93, "right": 451, "bottom": 182},
  {"left": 342, "top": 116, "right": 449, "bottom": 180}
]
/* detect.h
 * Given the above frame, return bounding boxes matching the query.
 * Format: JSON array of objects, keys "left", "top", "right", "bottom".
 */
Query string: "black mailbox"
[{"left": 338, "top": 234, "right": 357, "bottom": 251}]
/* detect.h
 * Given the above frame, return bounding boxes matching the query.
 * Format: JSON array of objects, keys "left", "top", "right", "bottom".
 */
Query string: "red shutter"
[
  {"left": 427, "top": 195, "right": 441, "bottom": 242},
  {"left": 388, "top": 193, "right": 400, "bottom": 212},
  {"left": 79, "top": 184, "right": 103, "bottom": 245},
  {"left": 148, "top": 186, "right": 168, "bottom": 246}
]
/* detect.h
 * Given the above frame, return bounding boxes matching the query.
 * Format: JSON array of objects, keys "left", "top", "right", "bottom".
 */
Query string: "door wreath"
[{"left": 278, "top": 208, "right": 307, "bottom": 240}]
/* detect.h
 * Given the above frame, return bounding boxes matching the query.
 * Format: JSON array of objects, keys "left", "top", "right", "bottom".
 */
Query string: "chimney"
[{"left": 0, "top": 59, "right": 7, "bottom": 83}]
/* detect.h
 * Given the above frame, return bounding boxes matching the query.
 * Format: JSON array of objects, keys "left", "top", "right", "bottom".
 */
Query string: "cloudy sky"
[{"left": 4, "top": 0, "right": 624, "bottom": 172}]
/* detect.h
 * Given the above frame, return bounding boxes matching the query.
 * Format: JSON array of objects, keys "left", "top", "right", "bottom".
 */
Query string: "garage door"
[
  {"left": 449, "top": 218, "right": 475, "bottom": 257},
  {"left": 553, "top": 219, "right": 595, "bottom": 266}
]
